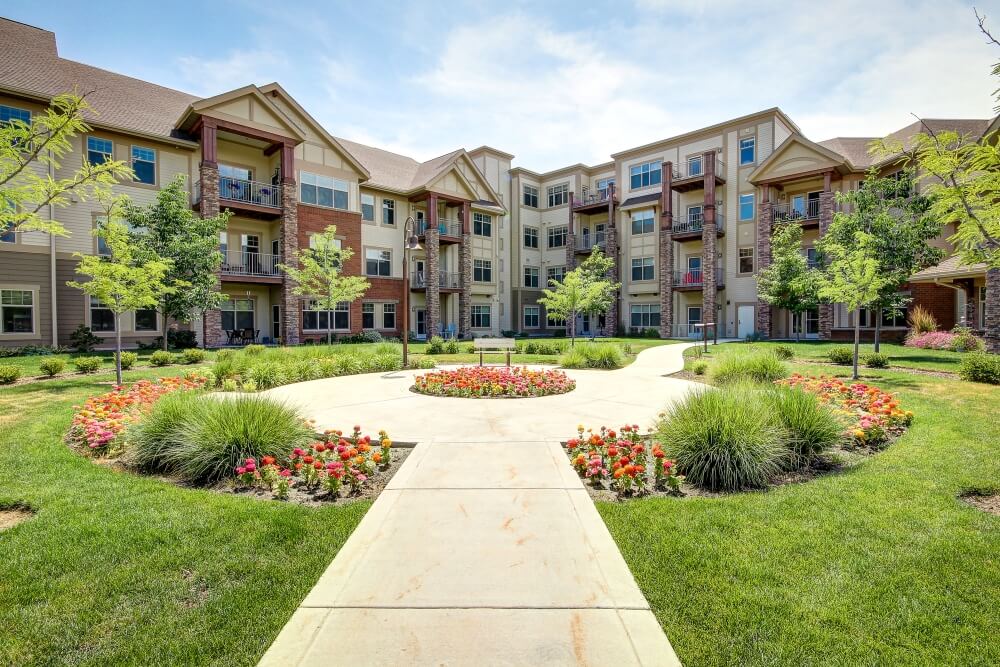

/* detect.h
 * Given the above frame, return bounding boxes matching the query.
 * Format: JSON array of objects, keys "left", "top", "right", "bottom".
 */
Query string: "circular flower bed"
[{"left": 412, "top": 366, "right": 575, "bottom": 398}]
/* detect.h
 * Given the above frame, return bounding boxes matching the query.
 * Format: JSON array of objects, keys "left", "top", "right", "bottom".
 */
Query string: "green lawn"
[
  {"left": 600, "top": 356, "right": 1000, "bottom": 665},
  {"left": 687, "top": 339, "right": 969, "bottom": 373},
  {"left": 0, "top": 348, "right": 222, "bottom": 377},
  {"left": 0, "top": 368, "right": 368, "bottom": 665}
]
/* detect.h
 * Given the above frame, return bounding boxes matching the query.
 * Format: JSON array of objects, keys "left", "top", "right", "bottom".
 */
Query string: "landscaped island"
[{"left": 411, "top": 366, "right": 575, "bottom": 398}]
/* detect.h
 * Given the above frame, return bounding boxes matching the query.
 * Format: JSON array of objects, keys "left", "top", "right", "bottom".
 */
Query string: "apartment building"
[{"left": 1, "top": 17, "right": 996, "bottom": 351}]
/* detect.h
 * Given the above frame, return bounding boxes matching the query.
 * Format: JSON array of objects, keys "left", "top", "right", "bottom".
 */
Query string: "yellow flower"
[
  {"left": 853, "top": 429, "right": 866, "bottom": 440},
  {"left": 381, "top": 438, "right": 392, "bottom": 449}
]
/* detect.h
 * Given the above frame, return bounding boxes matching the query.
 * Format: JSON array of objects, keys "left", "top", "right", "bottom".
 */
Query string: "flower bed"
[
  {"left": 234, "top": 426, "right": 395, "bottom": 501},
  {"left": 776, "top": 374, "right": 913, "bottom": 447},
  {"left": 564, "top": 424, "right": 683, "bottom": 497},
  {"left": 412, "top": 366, "right": 575, "bottom": 398},
  {"left": 67, "top": 375, "right": 208, "bottom": 455},
  {"left": 905, "top": 328, "right": 984, "bottom": 352}
]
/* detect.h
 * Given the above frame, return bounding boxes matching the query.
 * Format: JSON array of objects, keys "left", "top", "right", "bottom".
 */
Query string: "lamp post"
[{"left": 401, "top": 216, "right": 422, "bottom": 368}]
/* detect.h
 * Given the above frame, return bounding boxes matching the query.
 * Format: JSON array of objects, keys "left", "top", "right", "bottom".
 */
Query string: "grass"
[
  {"left": 0, "top": 369, "right": 367, "bottom": 665},
  {"left": 601, "top": 356, "right": 1000, "bottom": 665}
]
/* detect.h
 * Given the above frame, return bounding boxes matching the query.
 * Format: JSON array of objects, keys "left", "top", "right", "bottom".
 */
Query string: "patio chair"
[{"left": 225, "top": 330, "right": 239, "bottom": 345}]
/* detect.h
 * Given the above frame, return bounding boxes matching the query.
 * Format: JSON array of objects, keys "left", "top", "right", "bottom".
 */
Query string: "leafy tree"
[
  {"left": 824, "top": 169, "right": 944, "bottom": 350},
  {"left": 126, "top": 175, "right": 231, "bottom": 349},
  {"left": 756, "top": 221, "right": 821, "bottom": 342},
  {"left": 1, "top": 92, "right": 132, "bottom": 236},
  {"left": 278, "top": 225, "right": 369, "bottom": 345},
  {"left": 67, "top": 198, "right": 172, "bottom": 384},
  {"left": 539, "top": 248, "right": 620, "bottom": 347},
  {"left": 817, "top": 230, "right": 891, "bottom": 379}
]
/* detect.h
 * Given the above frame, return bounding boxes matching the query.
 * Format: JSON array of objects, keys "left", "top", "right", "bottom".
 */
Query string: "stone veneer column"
[
  {"left": 565, "top": 195, "right": 576, "bottom": 337},
  {"left": 459, "top": 202, "right": 472, "bottom": 338},
  {"left": 756, "top": 185, "right": 773, "bottom": 337},
  {"left": 658, "top": 162, "right": 674, "bottom": 338},
  {"left": 603, "top": 183, "right": 619, "bottom": 337},
  {"left": 280, "top": 171, "right": 300, "bottom": 346},
  {"left": 701, "top": 151, "right": 718, "bottom": 334},
  {"left": 817, "top": 170, "right": 835, "bottom": 340},
  {"left": 985, "top": 268, "right": 1000, "bottom": 353},
  {"left": 425, "top": 194, "right": 440, "bottom": 338},
  {"left": 198, "top": 153, "right": 225, "bottom": 348},
  {"left": 962, "top": 279, "right": 977, "bottom": 327}
]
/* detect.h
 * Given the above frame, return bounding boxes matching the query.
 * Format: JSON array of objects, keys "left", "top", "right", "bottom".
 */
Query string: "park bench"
[{"left": 473, "top": 337, "right": 517, "bottom": 367}]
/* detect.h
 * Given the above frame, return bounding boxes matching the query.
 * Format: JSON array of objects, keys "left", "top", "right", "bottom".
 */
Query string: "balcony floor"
[{"left": 670, "top": 174, "right": 726, "bottom": 193}]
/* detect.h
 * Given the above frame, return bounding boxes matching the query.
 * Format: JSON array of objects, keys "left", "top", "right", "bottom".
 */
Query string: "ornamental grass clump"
[
  {"left": 767, "top": 385, "right": 842, "bottom": 467},
  {"left": 559, "top": 343, "right": 626, "bottom": 369},
  {"left": 709, "top": 350, "right": 788, "bottom": 385},
  {"left": 658, "top": 385, "right": 786, "bottom": 492},
  {"left": 248, "top": 362, "right": 285, "bottom": 390}
]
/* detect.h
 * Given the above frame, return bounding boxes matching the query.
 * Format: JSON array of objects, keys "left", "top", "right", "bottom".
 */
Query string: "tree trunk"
[
  {"left": 115, "top": 315, "right": 123, "bottom": 386},
  {"left": 570, "top": 310, "right": 576, "bottom": 348},
  {"left": 162, "top": 310, "right": 170, "bottom": 351},
  {"left": 853, "top": 307, "right": 861, "bottom": 381},
  {"left": 795, "top": 312, "right": 801, "bottom": 342},
  {"left": 874, "top": 309, "right": 882, "bottom": 353},
  {"left": 327, "top": 327, "right": 332, "bottom": 346}
]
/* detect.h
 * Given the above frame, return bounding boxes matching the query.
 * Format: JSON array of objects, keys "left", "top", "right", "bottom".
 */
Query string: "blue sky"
[{"left": 5, "top": 0, "right": 998, "bottom": 171}]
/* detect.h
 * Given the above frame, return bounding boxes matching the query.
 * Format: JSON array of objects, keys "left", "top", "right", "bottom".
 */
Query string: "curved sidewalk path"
[{"left": 260, "top": 342, "right": 705, "bottom": 666}]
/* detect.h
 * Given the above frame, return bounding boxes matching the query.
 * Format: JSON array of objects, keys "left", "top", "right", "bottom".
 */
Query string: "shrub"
[
  {"left": 904, "top": 330, "right": 956, "bottom": 350},
  {"left": 959, "top": 353, "right": 1000, "bottom": 385},
  {"left": 39, "top": 358, "right": 66, "bottom": 377},
  {"left": 709, "top": 350, "right": 788, "bottom": 385},
  {"left": 768, "top": 386, "right": 842, "bottom": 466},
  {"left": 559, "top": 344, "right": 625, "bottom": 369},
  {"left": 690, "top": 359, "right": 709, "bottom": 375},
  {"left": 181, "top": 348, "right": 206, "bottom": 364},
  {"left": 150, "top": 350, "right": 173, "bottom": 367},
  {"left": 212, "top": 353, "right": 247, "bottom": 383},
  {"left": 772, "top": 344, "right": 794, "bottom": 360},
  {"left": 950, "top": 326, "right": 985, "bottom": 353},
  {"left": 360, "top": 329, "right": 383, "bottom": 343},
  {"left": 907, "top": 304, "right": 938, "bottom": 334},
  {"left": 333, "top": 354, "right": 363, "bottom": 376},
  {"left": 128, "top": 393, "right": 312, "bottom": 484},
  {"left": 73, "top": 357, "right": 103, "bottom": 374},
  {"left": 221, "top": 378, "right": 238, "bottom": 392},
  {"left": 862, "top": 352, "right": 890, "bottom": 368},
  {"left": 0, "top": 365, "right": 20, "bottom": 384},
  {"left": 69, "top": 324, "right": 100, "bottom": 352},
  {"left": 444, "top": 340, "right": 460, "bottom": 354},
  {"left": 244, "top": 344, "right": 266, "bottom": 356},
  {"left": 559, "top": 347, "right": 588, "bottom": 369},
  {"left": 168, "top": 329, "right": 199, "bottom": 350},
  {"left": 369, "top": 352, "right": 403, "bottom": 372},
  {"left": 827, "top": 347, "right": 854, "bottom": 365},
  {"left": 659, "top": 385, "right": 787, "bottom": 491},
  {"left": 241, "top": 380, "right": 258, "bottom": 392},
  {"left": 290, "top": 359, "right": 322, "bottom": 382},
  {"left": 426, "top": 336, "right": 445, "bottom": 354},
  {"left": 119, "top": 351, "right": 139, "bottom": 370},
  {"left": 248, "top": 362, "right": 285, "bottom": 389}
]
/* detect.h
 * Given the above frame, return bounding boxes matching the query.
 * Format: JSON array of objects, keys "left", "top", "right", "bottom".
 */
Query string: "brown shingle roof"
[
  {"left": 819, "top": 119, "right": 991, "bottom": 169},
  {"left": 336, "top": 137, "right": 467, "bottom": 192},
  {"left": 910, "top": 254, "right": 987, "bottom": 281}
]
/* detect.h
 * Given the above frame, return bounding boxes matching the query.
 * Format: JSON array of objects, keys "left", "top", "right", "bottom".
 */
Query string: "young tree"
[
  {"left": 539, "top": 248, "right": 620, "bottom": 347},
  {"left": 125, "top": 175, "right": 231, "bottom": 349},
  {"left": 1, "top": 92, "right": 132, "bottom": 237},
  {"left": 278, "top": 225, "right": 369, "bottom": 345},
  {"left": 67, "top": 198, "right": 172, "bottom": 384},
  {"left": 817, "top": 231, "right": 891, "bottom": 379},
  {"left": 577, "top": 248, "right": 619, "bottom": 337},
  {"left": 756, "top": 221, "right": 820, "bottom": 342},
  {"left": 824, "top": 168, "right": 944, "bottom": 351}
]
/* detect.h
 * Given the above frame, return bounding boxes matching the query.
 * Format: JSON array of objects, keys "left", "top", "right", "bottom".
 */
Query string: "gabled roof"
[
  {"left": 174, "top": 84, "right": 307, "bottom": 141},
  {"left": 910, "top": 254, "right": 987, "bottom": 282},
  {"left": 817, "top": 118, "right": 992, "bottom": 170},
  {"left": 748, "top": 133, "right": 851, "bottom": 184}
]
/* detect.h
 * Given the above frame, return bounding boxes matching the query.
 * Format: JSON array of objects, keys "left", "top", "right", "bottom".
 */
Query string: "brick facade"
[{"left": 911, "top": 282, "right": 957, "bottom": 331}]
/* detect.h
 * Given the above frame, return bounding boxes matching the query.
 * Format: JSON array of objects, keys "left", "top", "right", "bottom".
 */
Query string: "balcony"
[
  {"left": 571, "top": 188, "right": 615, "bottom": 214},
  {"left": 772, "top": 199, "right": 821, "bottom": 227},
  {"left": 417, "top": 219, "right": 463, "bottom": 243},
  {"left": 193, "top": 177, "right": 283, "bottom": 218},
  {"left": 220, "top": 251, "right": 282, "bottom": 282},
  {"left": 672, "top": 267, "right": 725, "bottom": 291},
  {"left": 575, "top": 235, "right": 607, "bottom": 253},
  {"left": 410, "top": 271, "right": 462, "bottom": 292},
  {"left": 671, "top": 213, "right": 726, "bottom": 241},
  {"left": 670, "top": 157, "right": 726, "bottom": 193}
]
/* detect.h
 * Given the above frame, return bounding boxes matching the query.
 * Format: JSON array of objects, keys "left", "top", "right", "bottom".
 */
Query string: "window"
[
  {"left": 739, "top": 193, "right": 755, "bottom": 221},
  {"left": 361, "top": 194, "right": 375, "bottom": 221},
  {"left": 362, "top": 303, "right": 375, "bottom": 329},
  {"left": 131, "top": 146, "right": 156, "bottom": 185},
  {"left": 547, "top": 183, "right": 568, "bottom": 207},
  {"left": 1, "top": 289, "right": 34, "bottom": 333},
  {"left": 471, "top": 305, "right": 491, "bottom": 328},
  {"left": 135, "top": 309, "right": 158, "bottom": 331},
  {"left": 739, "top": 136, "right": 756, "bottom": 165},
  {"left": 547, "top": 312, "right": 566, "bottom": 327},
  {"left": 686, "top": 204, "right": 703, "bottom": 227},
  {"left": 0, "top": 105, "right": 31, "bottom": 126},
  {"left": 87, "top": 137, "right": 113, "bottom": 166},
  {"left": 473, "top": 259, "right": 492, "bottom": 282},
  {"left": 524, "top": 266, "right": 539, "bottom": 288},
  {"left": 219, "top": 231, "right": 228, "bottom": 255},
  {"left": 473, "top": 212, "right": 492, "bottom": 237},
  {"left": 630, "top": 304, "right": 660, "bottom": 329},
  {"left": 806, "top": 247, "right": 819, "bottom": 269},
  {"left": 547, "top": 266, "right": 566, "bottom": 284},
  {"left": 302, "top": 301, "right": 349, "bottom": 331},
  {"left": 547, "top": 226, "right": 567, "bottom": 248},
  {"left": 365, "top": 248, "right": 392, "bottom": 277},
  {"left": 597, "top": 177, "right": 615, "bottom": 199},
  {"left": 631, "top": 256, "right": 654, "bottom": 281},
  {"left": 219, "top": 164, "right": 252, "bottom": 180},
  {"left": 89, "top": 296, "right": 115, "bottom": 332},
  {"left": 881, "top": 306, "right": 908, "bottom": 328},
  {"left": 523, "top": 305, "right": 540, "bottom": 328},
  {"left": 738, "top": 247, "right": 754, "bottom": 274},
  {"left": 0, "top": 223, "right": 13, "bottom": 244},
  {"left": 687, "top": 306, "right": 702, "bottom": 326},
  {"left": 630, "top": 161, "right": 661, "bottom": 189},
  {"left": 686, "top": 155, "right": 704, "bottom": 177},
  {"left": 300, "top": 172, "right": 349, "bottom": 209},
  {"left": 631, "top": 209, "right": 655, "bottom": 235},
  {"left": 523, "top": 226, "right": 538, "bottom": 248},
  {"left": 382, "top": 199, "right": 395, "bottom": 225},
  {"left": 382, "top": 303, "right": 396, "bottom": 330},
  {"left": 222, "top": 298, "right": 254, "bottom": 331},
  {"left": 523, "top": 185, "right": 538, "bottom": 208}
]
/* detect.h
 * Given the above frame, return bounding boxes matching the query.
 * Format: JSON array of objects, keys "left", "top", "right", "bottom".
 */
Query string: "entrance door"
[
  {"left": 242, "top": 234, "right": 260, "bottom": 273},
  {"left": 686, "top": 306, "right": 702, "bottom": 338},
  {"left": 792, "top": 308, "right": 820, "bottom": 339},
  {"left": 272, "top": 305, "right": 280, "bottom": 343},
  {"left": 737, "top": 305, "right": 755, "bottom": 339},
  {"left": 416, "top": 309, "right": 426, "bottom": 337},
  {"left": 415, "top": 259, "right": 426, "bottom": 288}
]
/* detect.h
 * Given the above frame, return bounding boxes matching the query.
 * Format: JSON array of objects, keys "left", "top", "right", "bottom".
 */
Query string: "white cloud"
[{"left": 174, "top": 49, "right": 290, "bottom": 96}]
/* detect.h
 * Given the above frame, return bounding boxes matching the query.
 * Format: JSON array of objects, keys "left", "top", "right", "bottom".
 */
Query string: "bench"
[{"left": 473, "top": 337, "right": 517, "bottom": 367}]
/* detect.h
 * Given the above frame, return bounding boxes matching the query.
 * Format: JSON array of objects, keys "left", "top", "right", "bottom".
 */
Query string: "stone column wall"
[
  {"left": 459, "top": 204, "right": 472, "bottom": 338},
  {"left": 280, "top": 179, "right": 300, "bottom": 346},
  {"left": 963, "top": 280, "right": 977, "bottom": 327},
  {"left": 818, "top": 173, "right": 835, "bottom": 340},
  {"left": 565, "top": 200, "right": 576, "bottom": 337},
  {"left": 198, "top": 161, "right": 225, "bottom": 347},
  {"left": 701, "top": 151, "right": 718, "bottom": 334},
  {"left": 756, "top": 191, "right": 773, "bottom": 337},
  {"left": 425, "top": 228, "right": 440, "bottom": 339},
  {"left": 659, "top": 162, "right": 674, "bottom": 338},
  {"left": 603, "top": 213, "right": 619, "bottom": 337},
  {"left": 985, "top": 268, "right": 1000, "bottom": 353}
]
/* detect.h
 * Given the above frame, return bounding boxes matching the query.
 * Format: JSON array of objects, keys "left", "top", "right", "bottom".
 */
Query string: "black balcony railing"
[
  {"left": 417, "top": 219, "right": 463, "bottom": 237},
  {"left": 220, "top": 251, "right": 282, "bottom": 277},
  {"left": 671, "top": 213, "right": 726, "bottom": 235},
  {"left": 773, "top": 199, "right": 821, "bottom": 222}
]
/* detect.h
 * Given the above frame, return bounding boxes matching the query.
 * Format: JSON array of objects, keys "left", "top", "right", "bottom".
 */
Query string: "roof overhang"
[{"left": 748, "top": 133, "right": 853, "bottom": 185}]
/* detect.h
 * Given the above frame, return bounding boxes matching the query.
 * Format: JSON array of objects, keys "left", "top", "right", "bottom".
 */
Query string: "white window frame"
[
  {"left": 302, "top": 300, "right": 350, "bottom": 332},
  {"left": 631, "top": 256, "right": 655, "bottom": 282},
  {"left": 381, "top": 302, "right": 396, "bottom": 330},
  {"left": 365, "top": 248, "right": 392, "bottom": 277},
  {"left": 131, "top": 145, "right": 157, "bottom": 185},
  {"left": 547, "top": 226, "right": 567, "bottom": 248},
  {"left": 300, "top": 172, "right": 350, "bottom": 210},
  {"left": 473, "top": 259, "right": 493, "bottom": 283},
  {"left": 89, "top": 295, "right": 116, "bottom": 333},
  {"left": 382, "top": 198, "right": 395, "bottom": 225},
  {"left": 547, "top": 183, "right": 568, "bottom": 207},
  {"left": 523, "top": 305, "right": 540, "bottom": 329},
  {"left": 546, "top": 266, "right": 566, "bottom": 284},
  {"left": 0, "top": 286, "right": 38, "bottom": 338},
  {"left": 738, "top": 247, "right": 754, "bottom": 274},
  {"left": 739, "top": 193, "right": 755, "bottom": 221},
  {"left": 524, "top": 226, "right": 539, "bottom": 248},
  {"left": 362, "top": 302, "right": 376, "bottom": 329},
  {"left": 524, "top": 266, "right": 539, "bottom": 288},
  {"left": 739, "top": 136, "right": 756, "bottom": 165},
  {"left": 629, "top": 161, "right": 662, "bottom": 189},
  {"left": 87, "top": 136, "right": 114, "bottom": 166},
  {"left": 471, "top": 304, "right": 491, "bottom": 329},
  {"left": 630, "top": 304, "right": 660, "bottom": 329},
  {"left": 523, "top": 184, "right": 539, "bottom": 208},
  {"left": 473, "top": 212, "right": 492, "bottom": 237},
  {"left": 361, "top": 193, "right": 375, "bottom": 222},
  {"left": 631, "top": 209, "right": 655, "bottom": 235}
]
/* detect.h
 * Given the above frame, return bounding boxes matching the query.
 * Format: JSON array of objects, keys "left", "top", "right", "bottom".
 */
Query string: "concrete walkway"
[{"left": 259, "top": 343, "right": 703, "bottom": 666}]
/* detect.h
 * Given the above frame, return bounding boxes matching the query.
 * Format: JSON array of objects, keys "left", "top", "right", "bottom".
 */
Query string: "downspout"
[{"left": 48, "top": 151, "right": 58, "bottom": 346}]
